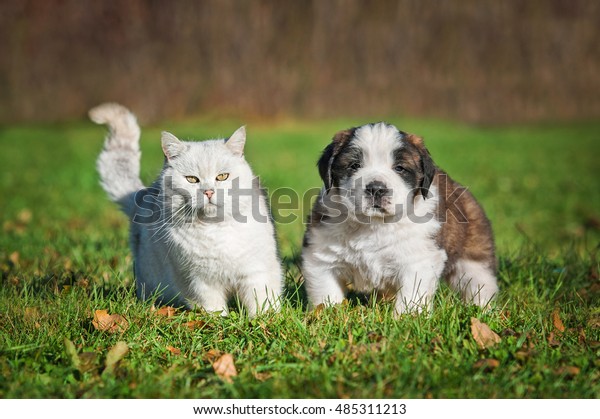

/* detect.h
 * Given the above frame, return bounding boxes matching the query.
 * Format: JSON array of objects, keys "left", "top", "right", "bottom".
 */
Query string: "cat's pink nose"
[{"left": 204, "top": 189, "right": 214, "bottom": 199}]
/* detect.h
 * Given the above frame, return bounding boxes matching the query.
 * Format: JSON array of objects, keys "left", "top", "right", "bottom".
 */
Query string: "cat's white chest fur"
[
  {"left": 142, "top": 213, "right": 281, "bottom": 314},
  {"left": 169, "top": 219, "right": 275, "bottom": 286}
]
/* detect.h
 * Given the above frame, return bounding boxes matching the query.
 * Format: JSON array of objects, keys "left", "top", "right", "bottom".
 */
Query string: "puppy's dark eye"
[
  {"left": 394, "top": 165, "right": 406, "bottom": 174},
  {"left": 348, "top": 162, "right": 361, "bottom": 171}
]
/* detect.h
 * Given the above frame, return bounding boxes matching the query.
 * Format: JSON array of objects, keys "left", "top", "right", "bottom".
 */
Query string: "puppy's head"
[{"left": 317, "top": 123, "right": 436, "bottom": 219}]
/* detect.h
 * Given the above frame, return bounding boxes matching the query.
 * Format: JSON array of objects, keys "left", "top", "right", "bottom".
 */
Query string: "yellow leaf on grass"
[
  {"left": 556, "top": 366, "right": 580, "bottom": 377},
  {"left": 548, "top": 331, "right": 561, "bottom": 347},
  {"left": 552, "top": 309, "right": 566, "bottom": 333},
  {"left": 9, "top": 252, "right": 19, "bottom": 266},
  {"left": 78, "top": 352, "right": 98, "bottom": 373},
  {"left": 24, "top": 307, "right": 41, "bottom": 321},
  {"left": 92, "top": 309, "right": 129, "bottom": 334},
  {"left": 212, "top": 353, "right": 237, "bottom": 383},
  {"left": 64, "top": 338, "right": 98, "bottom": 374},
  {"left": 183, "top": 320, "right": 208, "bottom": 331},
  {"left": 64, "top": 338, "right": 80, "bottom": 370},
  {"left": 473, "top": 358, "right": 500, "bottom": 372},
  {"left": 104, "top": 341, "right": 129, "bottom": 375},
  {"left": 307, "top": 303, "right": 325, "bottom": 319},
  {"left": 203, "top": 349, "right": 222, "bottom": 362},
  {"left": 470, "top": 317, "right": 501, "bottom": 350},
  {"left": 154, "top": 306, "right": 178, "bottom": 317},
  {"left": 18, "top": 209, "right": 32, "bottom": 224},
  {"left": 252, "top": 370, "right": 272, "bottom": 382},
  {"left": 166, "top": 345, "right": 181, "bottom": 355}
]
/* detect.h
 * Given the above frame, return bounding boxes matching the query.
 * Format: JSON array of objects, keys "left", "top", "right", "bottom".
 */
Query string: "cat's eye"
[
  {"left": 185, "top": 176, "right": 200, "bottom": 183},
  {"left": 215, "top": 173, "right": 229, "bottom": 181}
]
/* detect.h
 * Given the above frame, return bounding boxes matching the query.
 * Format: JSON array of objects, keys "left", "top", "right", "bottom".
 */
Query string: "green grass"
[{"left": 1, "top": 118, "right": 599, "bottom": 398}]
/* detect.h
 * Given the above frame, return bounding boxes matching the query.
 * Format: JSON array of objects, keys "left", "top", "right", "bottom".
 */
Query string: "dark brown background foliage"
[{"left": 1, "top": 0, "right": 598, "bottom": 124}]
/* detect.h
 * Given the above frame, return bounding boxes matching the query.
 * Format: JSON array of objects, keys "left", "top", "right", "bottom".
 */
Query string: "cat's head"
[{"left": 159, "top": 126, "right": 257, "bottom": 221}]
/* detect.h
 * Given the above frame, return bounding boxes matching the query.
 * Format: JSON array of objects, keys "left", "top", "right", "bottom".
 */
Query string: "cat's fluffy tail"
[{"left": 90, "top": 103, "right": 144, "bottom": 218}]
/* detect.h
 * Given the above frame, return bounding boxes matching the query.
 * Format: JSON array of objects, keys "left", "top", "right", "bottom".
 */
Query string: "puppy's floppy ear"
[
  {"left": 317, "top": 143, "right": 336, "bottom": 191},
  {"left": 405, "top": 133, "right": 436, "bottom": 199},
  {"left": 317, "top": 128, "right": 355, "bottom": 191},
  {"left": 420, "top": 151, "right": 436, "bottom": 199}
]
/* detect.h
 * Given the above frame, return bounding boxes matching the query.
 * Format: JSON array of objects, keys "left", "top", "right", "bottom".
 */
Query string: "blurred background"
[{"left": 1, "top": 0, "right": 599, "bottom": 124}]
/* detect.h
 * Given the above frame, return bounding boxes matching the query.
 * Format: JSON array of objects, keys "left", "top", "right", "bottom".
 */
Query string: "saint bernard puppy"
[{"left": 301, "top": 122, "right": 498, "bottom": 314}]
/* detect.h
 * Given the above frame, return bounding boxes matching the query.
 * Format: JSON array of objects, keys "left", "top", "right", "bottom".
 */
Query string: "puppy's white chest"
[
  {"left": 341, "top": 236, "right": 397, "bottom": 288},
  {"left": 325, "top": 221, "right": 444, "bottom": 292}
]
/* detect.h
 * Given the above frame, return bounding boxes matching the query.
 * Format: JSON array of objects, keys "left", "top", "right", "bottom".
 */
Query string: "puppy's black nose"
[{"left": 365, "top": 181, "right": 390, "bottom": 198}]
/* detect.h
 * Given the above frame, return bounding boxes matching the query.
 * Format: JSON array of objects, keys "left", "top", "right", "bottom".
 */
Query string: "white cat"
[{"left": 90, "top": 103, "right": 282, "bottom": 315}]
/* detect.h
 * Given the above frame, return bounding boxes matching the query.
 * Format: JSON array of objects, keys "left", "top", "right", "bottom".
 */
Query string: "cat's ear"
[
  {"left": 225, "top": 126, "right": 246, "bottom": 157},
  {"left": 161, "top": 131, "right": 186, "bottom": 160}
]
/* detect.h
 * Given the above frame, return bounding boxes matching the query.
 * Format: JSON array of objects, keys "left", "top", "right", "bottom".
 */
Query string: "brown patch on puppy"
[
  {"left": 401, "top": 131, "right": 496, "bottom": 274},
  {"left": 396, "top": 132, "right": 436, "bottom": 199},
  {"left": 435, "top": 171, "right": 497, "bottom": 277}
]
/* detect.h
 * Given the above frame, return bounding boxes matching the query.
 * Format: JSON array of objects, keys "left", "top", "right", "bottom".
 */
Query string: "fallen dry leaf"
[
  {"left": 470, "top": 317, "right": 502, "bottom": 350},
  {"left": 473, "top": 358, "right": 500, "bottom": 372},
  {"left": 64, "top": 338, "right": 98, "bottom": 374},
  {"left": 76, "top": 278, "right": 90, "bottom": 289},
  {"left": 252, "top": 370, "right": 272, "bottom": 382},
  {"left": 8, "top": 252, "right": 19, "bottom": 266},
  {"left": 588, "top": 340, "right": 600, "bottom": 349},
  {"left": 547, "top": 331, "right": 561, "bottom": 347},
  {"left": 24, "top": 307, "right": 41, "bottom": 321},
  {"left": 307, "top": 303, "right": 325, "bottom": 321},
  {"left": 203, "top": 348, "right": 222, "bottom": 363},
  {"left": 78, "top": 352, "right": 98, "bottom": 374},
  {"left": 514, "top": 349, "right": 532, "bottom": 362},
  {"left": 64, "top": 338, "right": 80, "bottom": 370},
  {"left": 578, "top": 328, "right": 586, "bottom": 345},
  {"left": 500, "top": 328, "right": 518, "bottom": 337},
  {"left": 212, "top": 353, "right": 237, "bottom": 383},
  {"left": 291, "top": 351, "right": 308, "bottom": 362},
  {"left": 154, "top": 306, "right": 177, "bottom": 317},
  {"left": 24, "top": 307, "right": 42, "bottom": 329},
  {"left": 17, "top": 209, "right": 32, "bottom": 224},
  {"left": 104, "top": 341, "right": 129, "bottom": 375},
  {"left": 347, "top": 341, "right": 386, "bottom": 362},
  {"left": 92, "top": 309, "right": 129, "bottom": 334},
  {"left": 588, "top": 316, "right": 600, "bottom": 329},
  {"left": 552, "top": 309, "right": 566, "bottom": 333},
  {"left": 430, "top": 335, "right": 444, "bottom": 351},
  {"left": 556, "top": 366, "right": 580, "bottom": 378},
  {"left": 183, "top": 320, "right": 207, "bottom": 331},
  {"left": 166, "top": 345, "right": 181, "bottom": 356},
  {"left": 367, "top": 331, "right": 385, "bottom": 342}
]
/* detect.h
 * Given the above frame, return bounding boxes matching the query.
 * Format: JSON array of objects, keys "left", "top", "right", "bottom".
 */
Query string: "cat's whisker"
[{"left": 150, "top": 203, "right": 192, "bottom": 243}]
